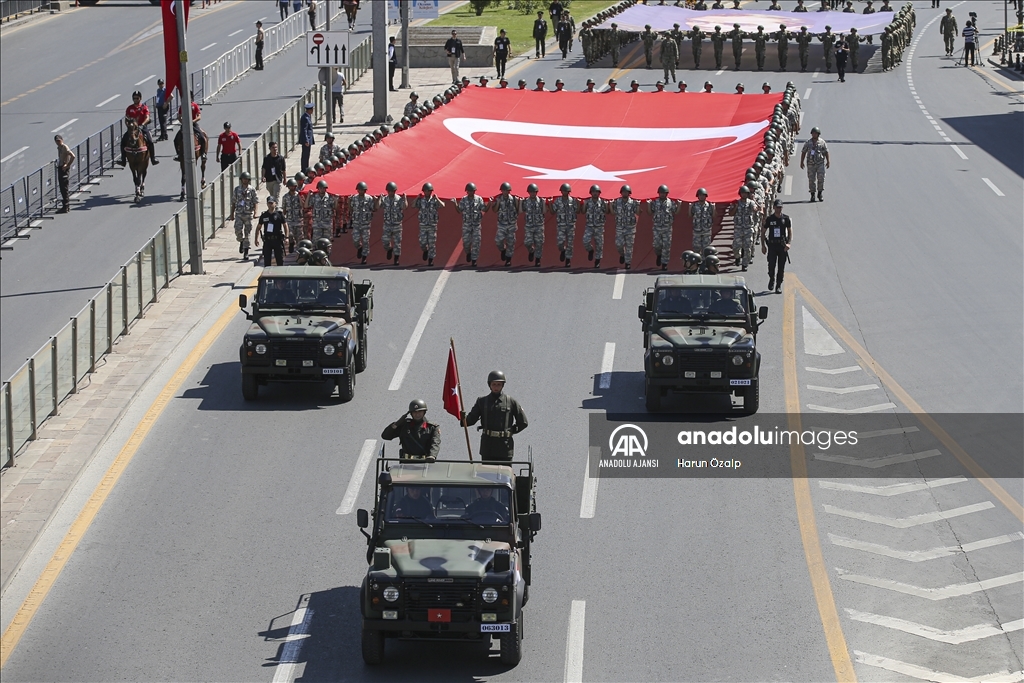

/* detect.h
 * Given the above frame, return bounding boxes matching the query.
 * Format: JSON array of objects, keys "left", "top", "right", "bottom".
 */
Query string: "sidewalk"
[
  {"left": 986, "top": 54, "right": 1024, "bottom": 79},
  {"left": 0, "top": 64, "right": 490, "bottom": 593}
]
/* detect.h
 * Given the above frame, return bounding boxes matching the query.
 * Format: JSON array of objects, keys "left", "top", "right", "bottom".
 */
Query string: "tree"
[{"left": 469, "top": 0, "right": 491, "bottom": 15}]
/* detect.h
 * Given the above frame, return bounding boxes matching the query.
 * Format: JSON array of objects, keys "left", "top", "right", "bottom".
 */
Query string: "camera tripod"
[{"left": 954, "top": 41, "right": 979, "bottom": 66}]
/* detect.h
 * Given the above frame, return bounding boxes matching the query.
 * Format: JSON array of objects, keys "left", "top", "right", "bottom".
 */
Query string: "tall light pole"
[
  {"left": 326, "top": 0, "right": 334, "bottom": 134},
  {"left": 176, "top": 0, "right": 202, "bottom": 275},
  {"left": 401, "top": 0, "right": 410, "bottom": 89},
  {"left": 370, "top": 0, "right": 389, "bottom": 123}
]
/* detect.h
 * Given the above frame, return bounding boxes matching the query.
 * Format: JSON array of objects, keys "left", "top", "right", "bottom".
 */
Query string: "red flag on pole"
[
  {"left": 443, "top": 348, "right": 462, "bottom": 419},
  {"left": 162, "top": 0, "right": 190, "bottom": 96}
]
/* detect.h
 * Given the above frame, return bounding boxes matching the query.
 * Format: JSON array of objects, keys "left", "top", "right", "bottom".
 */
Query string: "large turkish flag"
[{"left": 319, "top": 88, "right": 779, "bottom": 203}]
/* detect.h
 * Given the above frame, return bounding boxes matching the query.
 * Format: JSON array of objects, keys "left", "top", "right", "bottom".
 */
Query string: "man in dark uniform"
[
  {"left": 465, "top": 488, "right": 509, "bottom": 521},
  {"left": 393, "top": 487, "right": 435, "bottom": 519},
  {"left": 533, "top": 11, "right": 548, "bottom": 58},
  {"left": 761, "top": 199, "right": 792, "bottom": 294},
  {"left": 463, "top": 371, "right": 528, "bottom": 463},
  {"left": 255, "top": 196, "right": 289, "bottom": 266},
  {"left": 382, "top": 399, "right": 441, "bottom": 461}
]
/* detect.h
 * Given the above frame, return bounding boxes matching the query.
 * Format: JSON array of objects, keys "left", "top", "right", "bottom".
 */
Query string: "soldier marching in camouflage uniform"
[
  {"left": 609, "top": 23, "right": 621, "bottom": 67},
  {"left": 491, "top": 182, "right": 520, "bottom": 266},
  {"left": 881, "top": 26, "right": 893, "bottom": 71},
  {"left": 457, "top": 182, "right": 486, "bottom": 266},
  {"left": 282, "top": 179, "right": 305, "bottom": 241},
  {"left": 230, "top": 171, "right": 259, "bottom": 257},
  {"left": 800, "top": 127, "right": 830, "bottom": 202},
  {"left": 690, "top": 26, "right": 705, "bottom": 69},
  {"left": 309, "top": 180, "right": 337, "bottom": 244},
  {"left": 349, "top": 181, "right": 375, "bottom": 263},
  {"left": 612, "top": 185, "right": 641, "bottom": 270},
  {"left": 661, "top": 32, "right": 679, "bottom": 83},
  {"left": 582, "top": 185, "right": 608, "bottom": 268},
  {"left": 847, "top": 27, "right": 862, "bottom": 71},
  {"left": 796, "top": 26, "right": 813, "bottom": 71},
  {"left": 710, "top": 26, "right": 726, "bottom": 70},
  {"left": 415, "top": 182, "right": 443, "bottom": 266},
  {"left": 776, "top": 25, "right": 791, "bottom": 71},
  {"left": 669, "top": 23, "right": 684, "bottom": 57},
  {"left": 379, "top": 182, "right": 407, "bottom": 265},
  {"left": 319, "top": 133, "right": 343, "bottom": 164},
  {"left": 550, "top": 183, "right": 579, "bottom": 267},
  {"left": 648, "top": 185, "right": 680, "bottom": 270},
  {"left": 521, "top": 184, "right": 545, "bottom": 266},
  {"left": 819, "top": 26, "right": 835, "bottom": 72},
  {"left": 690, "top": 188, "right": 715, "bottom": 253},
  {"left": 642, "top": 25, "right": 656, "bottom": 68},
  {"left": 580, "top": 24, "right": 592, "bottom": 66},
  {"left": 729, "top": 23, "right": 744, "bottom": 69},
  {"left": 753, "top": 26, "right": 768, "bottom": 70},
  {"left": 732, "top": 185, "right": 757, "bottom": 270}
]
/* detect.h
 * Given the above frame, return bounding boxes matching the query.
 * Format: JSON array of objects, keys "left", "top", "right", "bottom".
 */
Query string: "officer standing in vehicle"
[
  {"left": 761, "top": 199, "right": 791, "bottom": 293},
  {"left": 382, "top": 400, "right": 441, "bottom": 461},
  {"left": 255, "top": 196, "right": 289, "bottom": 267},
  {"left": 464, "top": 371, "right": 528, "bottom": 463}
]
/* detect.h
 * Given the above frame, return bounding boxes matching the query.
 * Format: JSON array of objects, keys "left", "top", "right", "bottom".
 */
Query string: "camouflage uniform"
[
  {"left": 232, "top": 184, "right": 258, "bottom": 249},
  {"left": 796, "top": 29, "right": 813, "bottom": 71},
  {"left": 776, "top": 27, "right": 791, "bottom": 70},
  {"left": 309, "top": 191, "right": 337, "bottom": 242},
  {"left": 319, "top": 142, "right": 343, "bottom": 164},
  {"left": 349, "top": 193, "right": 375, "bottom": 256},
  {"left": 802, "top": 137, "right": 828, "bottom": 196},
  {"left": 690, "top": 200, "right": 715, "bottom": 253},
  {"left": 282, "top": 191, "right": 305, "bottom": 240},
  {"left": 649, "top": 197, "right": 680, "bottom": 265},
  {"left": 729, "top": 26, "right": 744, "bottom": 69},
  {"left": 521, "top": 195, "right": 545, "bottom": 261},
  {"left": 710, "top": 28, "right": 726, "bottom": 70},
  {"left": 753, "top": 29, "right": 768, "bottom": 70},
  {"left": 493, "top": 194, "right": 520, "bottom": 259},
  {"left": 609, "top": 26, "right": 620, "bottom": 66},
  {"left": 458, "top": 195, "right": 486, "bottom": 262},
  {"left": 415, "top": 195, "right": 442, "bottom": 260},
  {"left": 819, "top": 30, "right": 835, "bottom": 72},
  {"left": 642, "top": 28, "right": 656, "bottom": 68},
  {"left": 582, "top": 196, "right": 607, "bottom": 260},
  {"left": 612, "top": 196, "right": 641, "bottom": 266},
  {"left": 551, "top": 195, "right": 579, "bottom": 260},
  {"left": 661, "top": 35, "right": 679, "bottom": 84},
  {"left": 733, "top": 197, "right": 757, "bottom": 268},
  {"left": 580, "top": 26, "right": 592, "bottom": 66},
  {"left": 379, "top": 193, "right": 407, "bottom": 257}
]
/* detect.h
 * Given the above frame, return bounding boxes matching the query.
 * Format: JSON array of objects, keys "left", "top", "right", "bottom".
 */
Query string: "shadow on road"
[
  {"left": 179, "top": 361, "right": 353, "bottom": 409},
  {"left": 942, "top": 110, "right": 1024, "bottom": 178}
]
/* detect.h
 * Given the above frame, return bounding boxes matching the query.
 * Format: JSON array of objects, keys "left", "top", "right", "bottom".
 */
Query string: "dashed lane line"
[
  {"left": 0, "top": 146, "right": 30, "bottom": 164},
  {"left": 579, "top": 451, "right": 599, "bottom": 519},
  {"left": 982, "top": 178, "right": 1005, "bottom": 196},
  {"left": 201, "top": 42, "right": 218, "bottom": 51},
  {"left": 783, "top": 175, "right": 793, "bottom": 195},
  {"left": 598, "top": 343, "right": 615, "bottom": 390},
  {"left": 270, "top": 595, "right": 312, "bottom": 683},
  {"left": 336, "top": 439, "right": 378, "bottom": 515},
  {"left": 823, "top": 501, "right": 995, "bottom": 528},
  {"left": 951, "top": 144, "right": 968, "bottom": 160},
  {"left": 813, "top": 448, "right": 941, "bottom": 467},
  {"left": 95, "top": 94, "right": 120, "bottom": 108},
  {"left": 857, "top": 426, "right": 919, "bottom": 439},
  {"left": 854, "top": 650, "right": 1024, "bottom": 683},
  {"left": 564, "top": 600, "right": 586, "bottom": 683},
  {"left": 829, "top": 531, "right": 1024, "bottom": 563},
  {"left": 612, "top": 270, "right": 625, "bottom": 299},
  {"left": 134, "top": 74, "right": 157, "bottom": 86},
  {"left": 836, "top": 569, "right": 1024, "bottom": 601},
  {"left": 803, "top": 87, "right": 812, "bottom": 100},
  {"left": 806, "top": 384, "right": 878, "bottom": 395},
  {"left": 806, "top": 366, "right": 860, "bottom": 374},
  {"left": 50, "top": 119, "right": 77, "bottom": 133},
  {"left": 819, "top": 476, "right": 967, "bottom": 496},
  {"left": 229, "top": 29, "right": 244, "bottom": 37},
  {"left": 807, "top": 402, "right": 897, "bottom": 413},
  {"left": 846, "top": 610, "right": 1024, "bottom": 646}
]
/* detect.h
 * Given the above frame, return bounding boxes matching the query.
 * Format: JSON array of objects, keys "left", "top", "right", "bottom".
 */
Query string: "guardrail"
[{"left": 1, "top": 0, "right": 47, "bottom": 21}]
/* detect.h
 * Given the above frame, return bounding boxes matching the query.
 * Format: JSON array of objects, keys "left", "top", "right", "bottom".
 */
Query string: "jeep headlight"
[
  {"left": 383, "top": 586, "right": 400, "bottom": 603},
  {"left": 731, "top": 355, "right": 744, "bottom": 366},
  {"left": 482, "top": 587, "right": 498, "bottom": 604},
  {"left": 255, "top": 344, "right": 267, "bottom": 355},
  {"left": 662, "top": 354, "right": 674, "bottom": 366},
  {"left": 323, "top": 343, "right": 336, "bottom": 356}
]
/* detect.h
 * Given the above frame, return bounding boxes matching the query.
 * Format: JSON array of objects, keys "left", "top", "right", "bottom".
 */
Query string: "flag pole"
[{"left": 450, "top": 337, "right": 473, "bottom": 462}]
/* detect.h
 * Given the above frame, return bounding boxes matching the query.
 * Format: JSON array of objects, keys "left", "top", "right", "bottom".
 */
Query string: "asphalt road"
[{"left": 1, "top": 2, "right": 1022, "bottom": 681}]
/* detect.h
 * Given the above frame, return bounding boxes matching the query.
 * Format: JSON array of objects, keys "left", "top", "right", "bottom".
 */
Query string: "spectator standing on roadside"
[
  {"left": 388, "top": 36, "right": 398, "bottom": 91},
  {"left": 961, "top": 20, "right": 976, "bottom": 65},
  {"left": 262, "top": 141, "right": 286, "bottom": 201},
  {"left": 279, "top": 0, "right": 289, "bottom": 20},
  {"left": 445, "top": 30, "right": 464, "bottom": 84},
  {"left": 300, "top": 101, "right": 315, "bottom": 171},
  {"left": 254, "top": 21, "right": 265, "bottom": 70},
  {"left": 308, "top": 0, "right": 317, "bottom": 31},
  {"left": 54, "top": 134, "right": 75, "bottom": 214},
  {"left": 332, "top": 71, "right": 346, "bottom": 123},
  {"left": 217, "top": 121, "right": 241, "bottom": 172},
  {"left": 155, "top": 79, "right": 169, "bottom": 140}
]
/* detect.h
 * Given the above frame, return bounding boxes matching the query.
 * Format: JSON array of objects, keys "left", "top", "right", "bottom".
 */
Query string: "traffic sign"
[{"left": 306, "top": 31, "right": 351, "bottom": 67}]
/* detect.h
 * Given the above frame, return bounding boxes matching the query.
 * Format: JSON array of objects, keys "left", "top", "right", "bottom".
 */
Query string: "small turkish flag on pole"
[
  {"left": 444, "top": 339, "right": 474, "bottom": 462},
  {"left": 162, "top": 0, "right": 190, "bottom": 97}
]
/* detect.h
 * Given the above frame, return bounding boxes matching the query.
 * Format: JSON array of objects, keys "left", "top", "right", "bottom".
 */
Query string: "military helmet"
[
  {"left": 465, "top": 182, "right": 476, "bottom": 192},
  {"left": 310, "top": 249, "right": 329, "bottom": 266},
  {"left": 314, "top": 162, "right": 326, "bottom": 174},
  {"left": 811, "top": 126, "right": 821, "bottom": 134},
  {"left": 658, "top": 184, "right": 670, "bottom": 195},
  {"left": 348, "top": 144, "right": 359, "bottom": 155},
  {"left": 739, "top": 185, "right": 751, "bottom": 195},
  {"left": 432, "top": 95, "right": 443, "bottom": 106},
  {"left": 286, "top": 178, "right": 297, "bottom": 188},
  {"left": 682, "top": 250, "right": 696, "bottom": 262},
  {"left": 487, "top": 370, "right": 506, "bottom": 384},
  {"left": 560, "top": 183, "right": 572, "bottom": 193},
  {"left": 393, "top": 122, "right": 404, "bottom": 133},
  {"left": 297, "top": 239, "right": 314, "bottom": 251},
  {"left": 630, "top": 79, "right": 639, "bottom": 86},
  {"left": 656, "top": 80, "right": 665, "bottom": 87},
  {"left": 356, "top": 181, "right": 368, "bottom": 191},
  {"left": 500, "top": 182, "right": 512, "bottom": 192},
  {"left": 590, "top": 184, "right": 602, "bottom": 194},
  {"left": 239, "top": 171, "right": 251, "bottom": 181},
  {"left": 745, "top": 171, "right": 757, "bottom": 182},
  {"left": 409, "top": 399, "right": 427, "bottom": 413},
  {"left": 294, "top": 172, "right": 307, "bottom": 184},
  {"left": 518, "top": 79, "right": 527, "bottom": 87},
  {"left": 386, "top": 181, "right": 398, "bottom": 192},
  {"left": 295, "top": 247, "right": 313, "bottom": 264},
  {"left": 757, "top": 25, "right": 764, "bottom": 30},
  {"left": 586, "top": 78, "right": 595, "bottom": 85},
  {"left": 315, "top": 237, "right": 332, "bottom": 253},
  {"left": 715, "top": 25, "right": 721, "bottom": 30},
  {"left": 422, "top": 182, "right": 433, "bottom": 192},
  {"left": 703, "top": 246, "right": 718, "bottom": 257},
  {"left": 702, "top": 254, "right": 720, "bottom": 274},
  {"left": 620, "top": 185, "right": 632, "bottom": 195},
  {"left": 317, "top": 179, "right": 329, "bottom": 190},
  {"left": 555, "top": 78, "right": 564, "bottom": 86},
  {"left": 409, "top": 113, "right": 421, "bottom": 124},
  {"left": 696, "top": 187, "right": 708, "bottom": 197},
  {"left": 380, "top": 124, "right": 390, "bottom": 136},
  {"left": 536, "top": 77, "right": 545, "bottom": 84},
  {"left": 527, "top": 183, "right": 539, "bottom": 193}
]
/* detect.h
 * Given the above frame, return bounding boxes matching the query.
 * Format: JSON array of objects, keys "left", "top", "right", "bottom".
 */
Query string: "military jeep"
[
  {"left": 356, "top": 450, "right": 540, "bottom": 666},
  {"left": 237, "top": 266, "right": 373, "bottom": 401},
  {"left": 638, "top": 274, "right": 767, "bottom": 413}
]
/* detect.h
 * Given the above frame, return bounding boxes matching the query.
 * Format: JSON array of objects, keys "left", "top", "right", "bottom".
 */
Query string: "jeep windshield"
[
  {"left": 384, "top": 485, "right": 512, "bottom": 526},
  {"left": 655, "top": 287, "right": 748, "bottom": 320},
  {"left": 256, "top": 278, "right": 347, "bottom": 309}
]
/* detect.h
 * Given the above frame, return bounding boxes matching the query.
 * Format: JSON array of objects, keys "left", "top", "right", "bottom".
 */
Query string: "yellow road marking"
[
  {"left": 783, "top": 281, "right": 858, "bottom": 683},
  {"left": 0, "top": 275, "right": 259, "bottom": 669},
  {"left": 790, "top": 274, "right": 1023, "bottom": 524},
  {"left": 971, "top": 64, "right": 1022, "bottom": 92}
]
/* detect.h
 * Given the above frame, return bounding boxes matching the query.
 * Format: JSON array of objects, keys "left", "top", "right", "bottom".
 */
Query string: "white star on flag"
[{"left": 505, "top": 162, "right": 665, "bottom": 182}]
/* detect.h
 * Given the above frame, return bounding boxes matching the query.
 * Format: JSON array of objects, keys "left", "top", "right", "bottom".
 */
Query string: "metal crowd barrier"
[{"left": 0, "top": 0, "right": 47, "bottom": 21}]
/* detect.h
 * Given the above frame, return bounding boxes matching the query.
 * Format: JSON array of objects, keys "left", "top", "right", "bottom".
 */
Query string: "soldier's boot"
[
  {"left": 243, "top": 246, "right": 249, "bottom": 259},
  {"left": 810, "top": 192, "right": 816, "bottom": 202},
  {"left": 594, "top": 257, "right": 601, "bottom": 268},
  {"left": 466, "top": 250, "right": 473, "bottom": 263},
  {"left": 428, "top": 257, "right": 434, "bottom": 266},
  {"left": 386, "top": 248, "right": 393, "bottom": 260},
  {"left": 528, "top": 249, "right": 535, "bottom": 262},
  {"left": 619, "top": 253, "right": 625, "bottom": 265},
  {"left": 625, "top": 262, "right": 631, "bottom": 270},
  {"left": 588, "top": 249, "right": 594, "bottom": 262},
  {"left": 768, "top": 278, "right": 775, "bottom": 291},
  {"left": 361, "top": 252, "right": 368, "bottom": 265},
  {"left": 564, "top": 258, "right": 570, "bottom": 267},
  {"left": 500, "top": 249, "right": 507, "bottom": 261},
  {"left": 817, "top": 190, "right": 823, "bottom": 201},
  {"left": 239, "top": 242, "right": 245, "bottom": 254},
  {"left": 656, "top": 252, "right": 662, "bottom": 267},
  {"left": 423, "top": 250, "right": 429, "bottom": 260},
  {"left": 661, "top": 262, "right": 668, "bottom": 271},
  {"left": 559, "top": 248, "right": 566, "bottom": 262}
]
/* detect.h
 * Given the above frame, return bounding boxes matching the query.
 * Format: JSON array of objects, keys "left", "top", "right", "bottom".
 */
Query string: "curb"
[{"left": 985, "top": 55, "right": 1024, "bottom": 79}]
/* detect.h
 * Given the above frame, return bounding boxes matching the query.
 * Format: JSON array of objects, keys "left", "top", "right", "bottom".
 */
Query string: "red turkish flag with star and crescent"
[
  {"left": 162, "top": 0, "right": 190, "bottom": 97},
  {"left": 443, "top": 348, "right": 462, "bottom": 419},
  {"left": 318, "top": 88, "right": 781, "bottom": 202}
]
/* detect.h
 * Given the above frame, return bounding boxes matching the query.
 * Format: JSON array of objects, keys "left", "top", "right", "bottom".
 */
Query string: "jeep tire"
[
  {"left": 356, "top": 329, "right": 368, "bottom": 373},
  {"left": 742, "top": 381, "right": 759, "bottom": 415},
  {"left": 361, "top": 627, "right": 385, "bottom": 665},
  {"left": 499, "top": 613, "right": 523, "bottom": 666},
  {"left": 242, "top": 373, "right": 259, "bottom": 401},
  {"left": 644, "top": 379, "right": 661, "bottom": 412},
  {"left": 337, "top": 359, "right": 355, "bottom": 402}
]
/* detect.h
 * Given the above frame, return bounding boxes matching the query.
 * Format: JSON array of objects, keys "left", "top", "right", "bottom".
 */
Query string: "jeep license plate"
[
  {"left": 480, "top": 624, "right": 511, "bottom": 633},
  {"left": 322, "top": 368, "right": 344, "bottom": 375},
  {"left": 730, "top": 379, "right": 751, "bottom": 386}
]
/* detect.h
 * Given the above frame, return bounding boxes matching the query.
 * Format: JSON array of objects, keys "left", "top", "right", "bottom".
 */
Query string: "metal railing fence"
[{"left": 1, "top": 0, "right": 46, "bottom": 21}]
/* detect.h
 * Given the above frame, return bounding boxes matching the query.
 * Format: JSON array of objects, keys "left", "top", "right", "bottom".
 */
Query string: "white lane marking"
[
  {"left": 95, "top": 93, "right": 121, "bottom": 108},
  {"left": 983, "top": 178, "right": 1005, "bottom": 196},
  {"left": 807, "top": 403, "right": 897, "bottom": 413},
  {"left": 837, "top": 570, "right": 1024, "bottom": 601},
  {"left": 798, "top": 111, "right": 804, "bottom": 127},
  {"left": 201, "top": 42, "right": 218, "bottom": 51},
  {"left": 272, "top": 596, "right": 312, "bottom": 683},
  {"left": 388, "top": 246, "right": 461, "bottom": 390},
  {"left": 857, "top": 426, "right": 919, "bottom": 438},
  {"left": 51, "top": 119, "right": 78, "bottom": 133},
  {"left": 820, "top": 476, "right": 967, "bottom": 496},
  {"left": 580, "top": 451, "right": 599, "bottom": 519},
  {"left": 813, "top": 70, "right": 820, "bottom": 78},
  {"left": 814, "top": 448, "right": 941, "bottom": 467},
  {"left": 803, "top": 87, "right": 811, "bottom": 99},
  {"left": 806, "top": 384, "right": 879, "bottom": 395},
  {"left": 612, "top": 270, "right": 625, "bottom": 299},
  {"left": 598, "top": 342, "right": 615, "bottom": 389},
  {"left": 829, "top": 531, "right": 1024, "bottom": 563},
  {"left": 258, "top": 16, "right": 266, "bottom": 21},
  {"left": 564, "top": 600, "right": 586, "bottom": 683},
  {"left": 855, "top": 650, "right": 1024, "bottom": 683},
  {"left": 229, "top": 28, "right": 244, "bottom": 37},
  {"left": 848, "top": 611, "right": 1024, "bottom": 645},
  {"left": 824, "top": 501, "right": 995, "bottom": 528},
  {"left": 716, "top": 69, "right": 725, "bottom": 75},
  {"left": 783, "top": 175, "right": 792, "bottom": 195},
  {"left": 806, "top": 366, "right": 860, "bottom": 374},
  {"left": 134, "top": 74, "right": 157, "bottom": 86},
  {"left": 0, "top": 146, "right": 30, "bottom": 163},
  {"left": 802, "top": 307, "right": 844, "bottom": 356},
  {"left": 336, "top": 439, "right": 378, "bottom": 515}
]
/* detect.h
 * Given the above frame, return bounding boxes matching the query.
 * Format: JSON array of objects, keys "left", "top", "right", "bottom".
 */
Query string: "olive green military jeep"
[
  {"left": 356, "top": 449, "right": 540, "bottom": 666},
  {"left": 638, "top": 274, "right": 767, "bottom": 413},
  {"left": 237, "top": 266, "right": 373, "bottom": 401}
]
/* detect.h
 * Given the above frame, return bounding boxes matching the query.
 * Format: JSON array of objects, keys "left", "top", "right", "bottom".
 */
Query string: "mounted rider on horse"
[{"left": 120, "top": 91, "right": 159, "bottom": 166}]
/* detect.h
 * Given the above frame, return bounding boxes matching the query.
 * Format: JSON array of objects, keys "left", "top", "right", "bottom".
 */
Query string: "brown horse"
[
  {"left": 124, "top": 119, "right": 149, "bottom": 202},
  {"left": 174, "top": 126, "right": 208, "bottom": 201}
]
